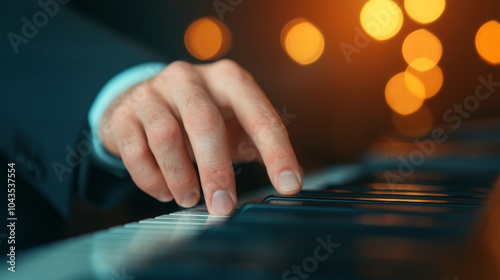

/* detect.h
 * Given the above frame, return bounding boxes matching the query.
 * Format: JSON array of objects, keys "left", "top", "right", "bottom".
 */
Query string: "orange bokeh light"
[
  {"left": 402, "top": 29, "right": 443, "bottom": 71},
  {"left": 360, "top": 0, "right": 404, "bottom": 41},
  {"left": 281, "top": 18, "right": 325, "bottom": 65},
  {"left": 475, "top": 20, "right": 500, "bottom": 65},
  {"left": 184, "top": 17, "right": 232, "bottom": 61},
  {"left": 404, "top": 0, "right": 446, "bottom": 24},
  {"left": 405, "top": 65, "right": 444, "bottom": 99},
  {"left": 385, "top": 72, "right": 425, "bottom": 115}
]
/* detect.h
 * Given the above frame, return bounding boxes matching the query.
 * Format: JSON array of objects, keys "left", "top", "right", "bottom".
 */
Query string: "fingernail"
[
  {"left": 211, "top": 190, "right": 234, "bottom": 215},
  {"left": 159, "top": 191, "right": 173, "bottom": 202},
  {"left": 278, "top": 170, "right": 300, "bottom": 193},
  {"left": 181, "top": 191, "right": 199, "bottom": 208}
]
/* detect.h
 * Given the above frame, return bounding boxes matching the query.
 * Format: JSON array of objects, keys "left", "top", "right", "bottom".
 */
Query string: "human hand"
[{"left": 99, "top": 59, "right": 302, "bottom": 215}]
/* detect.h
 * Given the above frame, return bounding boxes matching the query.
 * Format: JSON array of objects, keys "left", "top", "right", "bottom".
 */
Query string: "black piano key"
[
  {"left": 341, "top": 169, "right": 498, "bottom": 191},
  {"left": 230, "top": 203, "right": 478, "bottom": 231},
  {"left": 325, "top": 180, "right": 490, "bottom": 195},
  {"left": 280, "top": 189, "right": 484, "bottom": 205},
  {"left": 320, "top": 182, "right": 489, "bottom": 199},
  {"left": 263, "top": 194, "right": 483, "bottom": 215}
]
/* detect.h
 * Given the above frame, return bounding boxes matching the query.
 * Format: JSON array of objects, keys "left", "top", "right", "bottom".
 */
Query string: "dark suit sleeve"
[{"left": 0, "top": 0, "right": 167, "bottom": 218}]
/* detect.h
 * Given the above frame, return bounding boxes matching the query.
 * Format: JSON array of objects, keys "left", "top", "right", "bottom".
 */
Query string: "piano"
[{"left": 3, "top": 119, "right": 500, "bottom": 280}]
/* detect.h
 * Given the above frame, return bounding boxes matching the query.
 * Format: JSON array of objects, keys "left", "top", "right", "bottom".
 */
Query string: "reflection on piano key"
[
  {"left": 140, "top": 218, "right": 210, "bottom": 225},
  {"left": 355, "top": 213, "right": 437, "bottom": 227},
  {"left": 88, "top": 205, "right": 230, "bottom": 280},
  {"left": 264, "top": 196, "right": 481, "bottom": 215}
]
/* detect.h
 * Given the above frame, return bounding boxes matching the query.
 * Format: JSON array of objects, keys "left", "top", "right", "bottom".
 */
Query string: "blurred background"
[{"left": 73, "top": 0, "right": 500, "bottom": 169}]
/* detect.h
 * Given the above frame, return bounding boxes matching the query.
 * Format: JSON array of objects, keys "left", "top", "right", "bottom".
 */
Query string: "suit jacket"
[{"left": 0, "top": 0, "right": 167, "bottom": 218}]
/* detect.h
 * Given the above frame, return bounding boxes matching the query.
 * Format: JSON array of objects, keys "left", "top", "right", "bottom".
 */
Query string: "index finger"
[
  {"left": 152, "top": 61, "right": 237, "bottom": 215},
  {"left": 199, "top": 60, "right": 302, "bottom": 194}
]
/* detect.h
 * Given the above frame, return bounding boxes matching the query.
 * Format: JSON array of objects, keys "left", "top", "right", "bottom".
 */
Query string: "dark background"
[{"left": 71, "top": 0, "right": 500, "bottom": 167}]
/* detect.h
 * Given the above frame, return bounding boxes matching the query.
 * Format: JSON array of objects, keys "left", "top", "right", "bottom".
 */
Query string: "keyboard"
[{"left": 3, "top": 120, "right": 500, "bottom": 280}]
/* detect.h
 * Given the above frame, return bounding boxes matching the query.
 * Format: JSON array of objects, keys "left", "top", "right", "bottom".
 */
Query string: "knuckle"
[
  {"left": 254, "top": 112, "right": 282, "bottom": 127},
  {"left": 252, "top": 112, "right": 287, "bottom": 136},
  {"left": 252, "top": 113, "right": 288, "bottom": 146},
  {"left": 186, "top": 107, "right": 222, "bottom": 134},
  {"left": 157, "top": 61, "right": 197, "bottom": 85},
  {"left": 146, "top": 111, "right": 181, "bottom": 145},
  {"left": 166, "top": 60, "right": 192, "bottom": 73},
  {"left": 214, "top": 59, "right": 252, "bottom": 82},
  {"left": 203, "top": 165, "right": 233, "bottom": 189},
  {"left": 110, "top": 103, "right": 132, "bottom": 122},
  {"left": 214, "top": 59, "right": 240, "bottom": 71},
  {"left": 182, "top": 87, "right": 209, "bottom": 109},
  {"left": 120, "top": 138, "right": 147, "bottom": 162},
  {"left": 149, "top": 121, "right": 181, "bottom": 145},
  {"left": 128, "top": 80, "right": 155, "bottom": 103},
  {"left": 99, "top": 117, "right": 114, "bottom": 136},
  {"left": 267, "top": 150, "right": 294, "bottom": 166}
]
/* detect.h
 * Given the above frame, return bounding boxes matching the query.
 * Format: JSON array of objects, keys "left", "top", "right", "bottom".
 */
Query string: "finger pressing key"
[
  {"left": 199, "top": 59, "right": 303, "bottom": 194},
  {"left": 132, "top": 89, "right": 201, "bottom": 208},
  {"left": 153, "top": 62, "right": 237, "bottom": 215}
]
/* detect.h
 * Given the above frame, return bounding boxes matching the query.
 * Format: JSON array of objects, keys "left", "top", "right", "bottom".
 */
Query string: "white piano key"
[
  {"left": 124, "top": 222, "right": 203, "bottom": 230},
  {"left": 155, "top": 214, "right": 209, "bottom": 220},
  {"left": 155, "top": 213, "right": 227, "bottom": 221},
  {"left": 140, "top": 218, "right": 207, "bottom": 225},
  {"left": 170, "top": 211, "right": 229, "bottom": 218},
  {"left": 107, "top": 227, "right": 199, "bottom": 235}
]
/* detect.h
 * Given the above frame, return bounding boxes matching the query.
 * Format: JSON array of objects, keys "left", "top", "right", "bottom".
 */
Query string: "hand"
[{"left": 99, "top": 59, "right": 302, "bottom": 215}]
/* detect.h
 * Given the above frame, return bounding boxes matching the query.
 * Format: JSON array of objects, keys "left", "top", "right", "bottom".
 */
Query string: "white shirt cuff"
[{"left": 88, "top": 62, "right": 167, "bottom": 175}]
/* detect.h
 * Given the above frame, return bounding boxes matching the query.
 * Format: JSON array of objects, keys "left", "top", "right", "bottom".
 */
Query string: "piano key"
[
  {"left": 325, "top": 182, "right": 490, "bottom": 197},
  {"left": 263, "top": 195, "right": 482, "bottom": 215},
  {"left": 317, "top": 184, "right": 488, "bottom": 199},
  {"left": 107, "top": 226, "right": 200, "bottom": 236},
  {"left": 347, "top": 169, "right": 499, "bottom": 191},
  {"left": 103, "top": 230, "right": 201, "bottom": 240},
  {"left": 293, "top": 190, "right": 484, "bottom": 205},
  {"left": 155, "top": 213, "right": 228, "bottom": 222},
  {"left": 124, "top": 222, "right": 204, "bottom": 230},
  {"left": 140, "top": 218, "right": 210, "bottom": 225},
  {"left": 169, "top": 211, "right": 231, "bottom": 219},
  {"left": 230, "top": 203, "right": 477, "bottom": 230}
]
